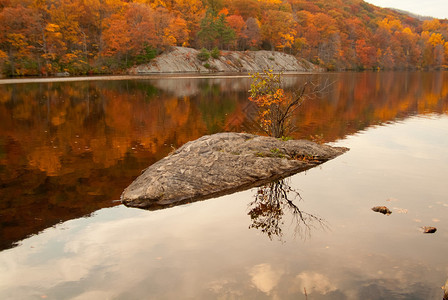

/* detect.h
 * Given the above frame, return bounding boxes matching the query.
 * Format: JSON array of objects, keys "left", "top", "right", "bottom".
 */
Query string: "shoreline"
[{"left": 0, "top": 71, "right": 323, "bottom": 85}]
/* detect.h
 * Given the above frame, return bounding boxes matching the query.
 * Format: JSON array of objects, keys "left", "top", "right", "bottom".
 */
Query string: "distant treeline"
[{"left": 0, "top": 0, "right": 447, "bottom": 76}]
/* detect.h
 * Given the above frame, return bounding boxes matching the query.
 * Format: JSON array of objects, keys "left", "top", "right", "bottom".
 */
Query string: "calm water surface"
[{"left": 0, "top": 71, "right": 447, "bottom": 299}]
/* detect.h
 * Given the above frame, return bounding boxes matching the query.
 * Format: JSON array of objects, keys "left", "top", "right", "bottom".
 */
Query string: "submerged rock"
[
  {"left": 372, "top": 206, "right": 392, "bottom": 215},
  {"left": 423, "top": 226, "right": 437, "bottom": 234},
  {"left": 121, "top": 132, "right": 348, "bottom": 209},
  {"left": 443, "top": 279, "right": 448, "bottom": 300}
]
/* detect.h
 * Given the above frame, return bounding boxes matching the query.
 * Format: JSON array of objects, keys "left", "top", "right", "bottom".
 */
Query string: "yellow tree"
[
  {"left": 422, "top": 19, "right": 441, "bottom": 32},
  {"left": 166, "top": 16, "right": 190, "bottom": 46},
  {"left": 422, "top": 31, "right": 446, "bottom": 67},
  {"left": 41, "top": 23, "right": 66, "bottom": 73},
  {"left": 0, "top": 5, "right": 41, "bottom": 75},
  {"left": 429, "top": 33, "right": 446, "bottom": 66},
  {"left": 398, "top": 27, "right": 421, "bottom": 67},
  {"left": 248, "top": 70, "right": 320, "bottom": 138},
  {"left": 49, "top": 0, "right": 83, "bottom": 52},
  {"left": 171, "top": 0, "right": 205, "bottom": 45}
]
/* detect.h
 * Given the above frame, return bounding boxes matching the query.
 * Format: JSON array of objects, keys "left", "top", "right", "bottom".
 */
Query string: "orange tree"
[{"left": 248, "top": 69, "right": 312, "bottom": 138}]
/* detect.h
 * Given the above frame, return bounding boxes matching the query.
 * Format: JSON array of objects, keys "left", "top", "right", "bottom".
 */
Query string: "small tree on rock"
[{"left": 249, "top": 69, "right": 328, "bottom": 138}]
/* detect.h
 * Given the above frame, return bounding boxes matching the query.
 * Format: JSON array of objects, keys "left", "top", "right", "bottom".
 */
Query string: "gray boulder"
[{"left": 121, "top": 132, "right": 348, "bottom": 209}]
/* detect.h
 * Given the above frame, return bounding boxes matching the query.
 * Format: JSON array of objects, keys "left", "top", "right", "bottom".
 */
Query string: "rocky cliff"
[{"left": 128, "top": 47, "right": 323, "bottom": 74}]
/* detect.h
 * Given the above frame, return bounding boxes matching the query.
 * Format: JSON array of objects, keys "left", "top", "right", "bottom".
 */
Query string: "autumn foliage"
[
  {"left": 1, "top": 0, "right": 448, "bottom": 75},
  {"left": 249, "top": 69, "right": 327, "bottom": 138},
  {"left": 249, "top": 70, "right": 296, "bottom": 137}
]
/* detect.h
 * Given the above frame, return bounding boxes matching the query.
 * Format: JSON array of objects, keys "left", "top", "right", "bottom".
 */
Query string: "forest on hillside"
[{"left": 0, "top": 0, "right": 447, "bottom": 76}]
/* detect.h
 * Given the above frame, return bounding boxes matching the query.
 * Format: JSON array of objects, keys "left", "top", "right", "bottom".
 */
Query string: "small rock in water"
[
  {"left": 443, "top": 279, "right": 448, "bottom": 300},
  {"left": 371, "top": 206, "right": 392, "bottom": 215},
  {"left": 422, "top": 226, "right": 437, "bottom": 234}
]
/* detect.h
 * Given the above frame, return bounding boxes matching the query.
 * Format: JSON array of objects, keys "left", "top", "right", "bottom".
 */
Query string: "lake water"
[{"left": 0, "top": 71, "right": 447, "bottom": 299}]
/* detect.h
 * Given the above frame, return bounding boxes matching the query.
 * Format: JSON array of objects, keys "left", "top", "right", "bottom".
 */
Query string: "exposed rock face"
[
  {"left": 128, "top": 47, "right": 323, "bottom": 74},
  {"left": 121, "top": 133, "right": 348, "bottom": 209}
]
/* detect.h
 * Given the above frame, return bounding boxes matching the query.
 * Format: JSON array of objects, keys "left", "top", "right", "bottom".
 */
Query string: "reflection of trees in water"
[{"left": 248, "top": 179, "right": 327, "bottom": 241}]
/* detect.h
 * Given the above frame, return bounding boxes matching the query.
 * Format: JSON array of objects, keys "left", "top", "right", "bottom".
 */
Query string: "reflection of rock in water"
[{"left": 248, "top": 179, "right": 327, "bottom": 241}]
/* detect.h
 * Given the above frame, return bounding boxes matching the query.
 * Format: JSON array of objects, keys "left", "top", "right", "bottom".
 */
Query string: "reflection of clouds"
[
  {"left": 0, "top": 195, "right": 445, "bottom": 300},
  {"left": 0, "top": 199, "right": 253, "bottom": 299},
  {"left": 296, "top": 271, "right": 337, "bottom": 295},
  {"left": 208, "top": 279, "right": 231, "bottom": 293},
  {"left": 249, "top": 263, "right": 284, "bottom": 295},
  {"left": 0, "top": 199, "right": 445, "bottom": 299},
  {"left": 207, "top": 279, "right": 244, "bottom": 298},
  {"left": 71, "top": 290, "right": 114, "bottom": 300},
  {"left": 0, "top": 208, "right": 160, "bottom": 297}
]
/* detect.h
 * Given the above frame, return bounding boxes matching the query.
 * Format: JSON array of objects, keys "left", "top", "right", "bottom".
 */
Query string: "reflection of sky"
[{"left": 1, "top": 115, "right": 448, "bottom": 299}]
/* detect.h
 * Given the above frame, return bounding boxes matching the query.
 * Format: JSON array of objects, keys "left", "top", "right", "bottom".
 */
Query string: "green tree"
[
  {"left": 215, "top": 13, "right": 235, "bottom": 49},
  {"left": 197, "top": 9, "right": 218, "bottom": 49},
  {"left": 197, "top": 9, "right": 235, "bottom": 49}
]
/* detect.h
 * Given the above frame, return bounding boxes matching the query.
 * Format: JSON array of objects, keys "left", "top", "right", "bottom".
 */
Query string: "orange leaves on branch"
[
  {"left": 248, "top": 70, "right": 302, "bottom": 138},
  {"left": 249, "top": 89, "right": 285, "bottom": 108},
  {"left": 249, "top": 88, "right": 288, "bottom": 132}
]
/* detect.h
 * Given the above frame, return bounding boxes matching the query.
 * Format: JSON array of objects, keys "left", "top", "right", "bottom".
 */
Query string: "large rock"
[
  {"left": 128, "top": 46, "right": 323, "bottom": 74},
  {"left": 121, "top": 132, "right": 348, "bottom": 209}
]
